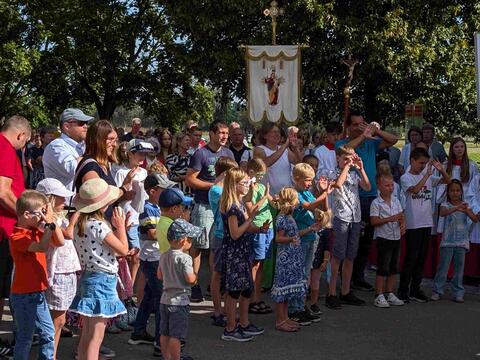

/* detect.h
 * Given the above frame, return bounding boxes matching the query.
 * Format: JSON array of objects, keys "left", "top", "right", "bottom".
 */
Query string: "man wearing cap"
[
  {"left": 122, "top": 118, "right": 142, "bottom": 142},
  {"left": 185, "top": 120, "right": 234, "bottom": 302},
  {"left": 0, "top": 115, "right": 31, "bottom": 355},
  {"left": 186, "top": 121, "right": 206, "bottom": 156},
  {"left": 421, "top": 123, "right": 447, "bottom": 163},
  {"left": 43, "top": 108, "right": 93, "bottom": 193}
]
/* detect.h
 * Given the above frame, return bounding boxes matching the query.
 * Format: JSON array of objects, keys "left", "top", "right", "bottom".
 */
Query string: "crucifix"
[
  {"left": 263, "top": 1, "right": 284, "bottom": 45},
  {"left": 340, "top": 56, "right": 359, "bottom": 137}
]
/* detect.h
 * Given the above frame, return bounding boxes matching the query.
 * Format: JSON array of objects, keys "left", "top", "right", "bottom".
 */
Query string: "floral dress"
[
  {"left": 271, "top": 214, "right": 307, "bottom": 303},
  {"left": 221, "top": 203, "right": 253, "bottom": 292}
]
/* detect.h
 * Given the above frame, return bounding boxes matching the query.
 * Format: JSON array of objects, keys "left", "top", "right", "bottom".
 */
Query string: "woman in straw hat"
[{"left": 69, "top": 178, "right": 129, "bottom": 360}]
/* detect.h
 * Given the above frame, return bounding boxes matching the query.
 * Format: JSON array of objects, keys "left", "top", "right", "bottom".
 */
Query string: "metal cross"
[{"left": 263, "top": 1, "right": 284, "bottom": 45}]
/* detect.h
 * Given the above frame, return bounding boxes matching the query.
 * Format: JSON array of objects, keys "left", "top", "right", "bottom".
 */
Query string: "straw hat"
[{"left": 73, "top": 178, "right": 121, "bottom": 213}]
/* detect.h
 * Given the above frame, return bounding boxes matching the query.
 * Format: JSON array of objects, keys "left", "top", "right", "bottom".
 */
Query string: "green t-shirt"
[
  {"left": 156, "top": 216, "right": 174, "bottom": 254},
  {"left": 252, "top": 183, "right": 273, "bottom": 228}
]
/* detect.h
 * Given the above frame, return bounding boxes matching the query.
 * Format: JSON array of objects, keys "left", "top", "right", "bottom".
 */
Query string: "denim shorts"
[
  {"left": 252, "top": 228, "right": 274, "bottom": 260},
  {"left": 190, "top": 203, "right": 213, "bottom": 249},
  {"left": 69, "top": 271, "right": 126, "bottom": 318},
  {"left": 127, "top": 224, "right": 140, "bottom": 250},
  {"left": 332, "top": 217, "right": 361, "bottom": 261},
  {"left": 160, "top": 304, "right": 189, "bottom": 341}
]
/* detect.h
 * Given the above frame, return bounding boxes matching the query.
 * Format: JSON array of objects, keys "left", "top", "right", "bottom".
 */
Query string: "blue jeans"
[
  {"left": 433, "top": 247, "right": 466, "bottom": 298},
  {"left": 10, "top": 291, "right": 55, "bottom": 360},
  {"left": 133, "top": 260, "right": 163, "bottom": 343},
  {"left": 288, "top": 241, "right": 314, "bottom": 314}
]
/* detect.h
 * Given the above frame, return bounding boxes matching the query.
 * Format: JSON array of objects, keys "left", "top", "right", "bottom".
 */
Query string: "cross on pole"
[{"left": 263, "top": 1, "right": 284, "bottom": 45}]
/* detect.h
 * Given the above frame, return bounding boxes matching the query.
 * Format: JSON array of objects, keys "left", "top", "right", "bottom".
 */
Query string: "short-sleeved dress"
[
  {"left": 271, "top": 214, "right": 307, "bottom": 303},
  {"left": 221, "top": 204, "right": 253, "bottom": 292}
]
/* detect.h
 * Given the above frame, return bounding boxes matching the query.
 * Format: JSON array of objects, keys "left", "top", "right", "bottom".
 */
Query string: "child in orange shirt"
[{"left": 9, "top": 190, "right": 65, "bottom": 359}]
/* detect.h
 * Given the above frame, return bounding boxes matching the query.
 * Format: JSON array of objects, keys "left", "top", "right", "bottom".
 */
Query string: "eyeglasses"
[
  {"left": 237, "top": 182, "right": 250, "bottom": 188},
  {"left": 67, "top": 120, "right": 88, "bottom": 127}
]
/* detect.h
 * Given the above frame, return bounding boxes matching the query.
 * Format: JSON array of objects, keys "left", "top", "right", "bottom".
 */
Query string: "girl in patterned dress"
[
  {"left": 271, "top": 187, "right": 308, "bottom": 332},
  {"left": 220, "top": 168, "right": 269, "bottom": 342}
]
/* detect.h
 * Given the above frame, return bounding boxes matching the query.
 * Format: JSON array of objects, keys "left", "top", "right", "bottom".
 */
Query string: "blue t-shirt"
[
  {"left": 208, "top": 184, "right": 224, "bottom": 241},
  {"left": 293, "top": 190, "right": 316, "bottom": 242},
  {"left": 336, "top": 138, "right": 381, "bottom": 197},
  {"left": 188, "top": 145, "right": 234, "bottom": 204}
]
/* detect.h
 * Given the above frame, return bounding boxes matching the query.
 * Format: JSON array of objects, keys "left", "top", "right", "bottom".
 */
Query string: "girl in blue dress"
[
  {"left": 220, "top": 168, "right": 269, "bottom": 342},
  {"left": 271, "top": 187, "right": 308, "bottom": 332}
]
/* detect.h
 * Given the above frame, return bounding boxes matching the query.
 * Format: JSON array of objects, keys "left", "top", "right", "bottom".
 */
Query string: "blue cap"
[
  {"left": 59, "top": 108, "right": 94, "bottom": 124},
  {"left": 167, "top": 218, "right": 204, "bottom": 241},
  {"left": 158, "top": 188, "right": 193, "bottom": 208}
]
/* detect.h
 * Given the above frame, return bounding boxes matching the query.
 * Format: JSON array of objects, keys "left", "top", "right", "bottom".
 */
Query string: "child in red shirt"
[{"left": 9, "top": 190, "right": 64, "bottom": 360}]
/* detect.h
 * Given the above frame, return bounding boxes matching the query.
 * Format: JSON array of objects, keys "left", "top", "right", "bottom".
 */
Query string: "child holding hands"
[{"left": 431, "top": 179, "right": 477, "bottom": 303}]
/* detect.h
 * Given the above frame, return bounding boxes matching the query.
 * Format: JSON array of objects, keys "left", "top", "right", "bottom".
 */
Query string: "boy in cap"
[
  {"left": 156, "top": 188, "right": 195, "bottom": 255},
  {"left": 129, "top": 173, "right": 176, "bottom": 354},
  {"left": 158, "top": 218, "right": 202, "bottom": 360}
]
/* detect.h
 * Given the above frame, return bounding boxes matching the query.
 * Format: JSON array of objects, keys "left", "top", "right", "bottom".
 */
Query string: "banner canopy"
[{"left": 246, "top": 45, "right": 301, "bottom": 124}]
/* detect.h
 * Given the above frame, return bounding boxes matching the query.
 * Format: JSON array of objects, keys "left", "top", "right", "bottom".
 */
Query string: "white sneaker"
[
  {"left": 386, "top": 292, "right": 405, "bottom": 306},
  {"left": 374, "top": 294, "right": 390, "bottom": 308},
  {"left": 430, "top": 292, "right": 440, "bottom": 301}
]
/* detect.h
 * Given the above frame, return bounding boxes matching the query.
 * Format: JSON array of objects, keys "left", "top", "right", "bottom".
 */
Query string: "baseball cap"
[
  {"left": 144, "top": 173, "right": 177, "bottom": 191},
  {"left": 36, "top": 178, "right": 75, "bottom": 198},
  {"left": 128, "top": 139, "right": 155, "bottom": 153},
  {"left": 167, "top": 218, "right": 203, "bottom": 242},
  {"left": 59, "top": 108, "right": 94, "bottom": 124},
  {"left": 158, "top": 188, "right": 193, "bottom": 208}
]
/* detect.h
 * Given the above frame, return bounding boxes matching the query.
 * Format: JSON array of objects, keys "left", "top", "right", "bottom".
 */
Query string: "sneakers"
[
  {"left": 453, "top": 296, "right": 464, "bottom": 303},
  {"left": 115, "top": 314, "right": 133, "bottom": 331},
  {"left": 409, "top": 290, "right": 428, "bottom": 303},
  {"left": 190, "top": 284, "right": 204, "bottom": 303},
  {"left": 351, "top": 280, "right": 374, "bottom": 292},
  {"left": 430, "top": 292, "right": 441, "bottom": 301},
  {"left": 303, "top": 307, "right": 321, "bottom": 323},
  {"left": 211, "top": 314, "right": 227, "bottom": 327},
  {"left": 0, "top": 340, "right": 13, "bottom": 359},
  {"left": 238, "top": 323, "right": 265, "bottom": 336},
  {"left": 374, "top": 294, "right": 390, "bottom": 308},
  {"left": 128, "top": 331, "right": 155, "bottom": 345},
  {"left": 289, "top": 312, "right": 312, "bottom": 326},
  {"left": 106, "top": 322, "right": 122, "bottom": 334},
  {"left": 99, "top": 345, "right": 116, "bottom": 358},
  {"left": 386, "top": 292, "right": 404, "bottom": 306},
  {"left": 221, "top": 326, "right": 253, "bottom": 342},
  {"left": 340, "top": 291, "right": 365, "bottom": 306},
  {"left": 397, "top": 291, "right": 410, "bottom": 303},
  {"left": 309, "top": 303, "right": 323, "bottom": 316},
  {"left": 153, "top": 342, "right": 161, "bottom": 357},
  {"left": 325, "top": 295, "right": 342, "bottom": 309}
]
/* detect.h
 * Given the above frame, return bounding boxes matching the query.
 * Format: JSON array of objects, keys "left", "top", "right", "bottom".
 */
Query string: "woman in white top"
[
  {"left": 399, "top": 126, "right": 423, "bottom": 175},
  {"left": 253, "top": 122, "right": 302, "bottom": 195}
]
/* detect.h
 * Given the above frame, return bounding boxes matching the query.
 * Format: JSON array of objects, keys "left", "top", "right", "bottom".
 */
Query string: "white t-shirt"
[
  {"left": 112, "top": 164, "right": 148, "bottom": 224},
  {"left": 257, "top": 145, "right": 292, "bottom": 195},
  {"left": 370, "top": 196, "right": 403, "bottom": 240},
  {"left": 74, "top": 219, "right": 118, "bottom": 274},
  {"left": 401, "top": 170, "right": 441, "bottom": 229}
]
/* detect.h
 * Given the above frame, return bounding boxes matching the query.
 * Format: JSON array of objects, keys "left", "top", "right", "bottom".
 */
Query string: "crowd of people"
[{"left": 0, "top": 108, "right": 479, "bottom": 360}]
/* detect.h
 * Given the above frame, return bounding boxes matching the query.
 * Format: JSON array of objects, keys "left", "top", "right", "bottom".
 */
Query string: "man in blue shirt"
[{"left": 336, "top": 111, "right": 398, "bottom": 291}]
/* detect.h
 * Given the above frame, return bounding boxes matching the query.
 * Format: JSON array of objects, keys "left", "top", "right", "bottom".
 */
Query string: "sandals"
[
  {"left": 275, "top": 320, "right": 298, "bottom": 332},
  {"left": 248, "top": 301, "right": 273, "bottom": 314}
]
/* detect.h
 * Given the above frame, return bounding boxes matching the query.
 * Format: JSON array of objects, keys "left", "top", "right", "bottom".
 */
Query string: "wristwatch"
[{"left": 45, "top": 222, "right": 56, "bottom": 230}]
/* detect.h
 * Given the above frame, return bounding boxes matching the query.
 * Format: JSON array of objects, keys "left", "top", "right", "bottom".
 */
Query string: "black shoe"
[
  {"left": 128, "top": 331, "right": 155, "bottom": 345},
  {"left": 351, "top": 280, "right": 374, "bottom": 292},
  {"left": 309, "top": 303, "right": 323, "bottom": 316},
  {"left": 0, "top": 339, "right": 13, "bottom": 359},
  {"left": 302, "top": 309, "right": 321, "bottom": 323},
  {"left": 397, "top": 291, "right": 411, "bottom": 303},
  {"left": 409, "top": 290, "right": 428, "bottom": 303},
  {"left": 190, "top": 284, "right": 204, "bottom": 303},
  {"left": 289, "top": 311, "right": 311, "bottom": 326},
  {"left": 325, "top": 295, "right": 342, "bottom": 309},
  {"left": 340, "top": 291, "right": 365, "bottom": 306}
]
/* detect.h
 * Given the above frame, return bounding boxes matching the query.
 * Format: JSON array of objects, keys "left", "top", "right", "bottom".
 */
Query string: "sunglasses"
[{"left": 67, "top": 120, "right": 88, "bottom": 127}]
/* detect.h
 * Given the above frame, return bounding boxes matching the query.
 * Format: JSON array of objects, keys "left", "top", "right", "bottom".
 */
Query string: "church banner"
[{"left": 246, "top": 45, "right": 301, "bottom": 124}]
